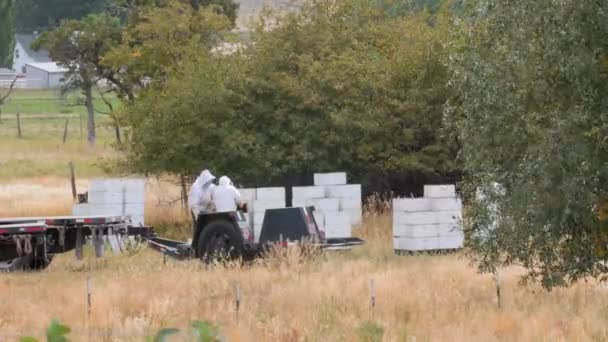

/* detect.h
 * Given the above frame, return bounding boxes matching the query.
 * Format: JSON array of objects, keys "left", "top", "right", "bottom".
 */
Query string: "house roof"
[
  {"left": 26, "top": 62, "right": 68, "bottom": 73},
  {"left": 15, "top": 34, "right": 51, "bottom": 63}
]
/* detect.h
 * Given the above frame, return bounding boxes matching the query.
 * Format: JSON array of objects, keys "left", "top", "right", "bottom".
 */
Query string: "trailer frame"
[{"left": 0, "top": 215, "right": 154, "bottom": 271}]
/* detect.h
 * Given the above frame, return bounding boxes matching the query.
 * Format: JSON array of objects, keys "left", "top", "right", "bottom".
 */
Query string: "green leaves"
[
  {"left": 19, "top": 319, "right": 71, "bottom": 342},
  {"left": 448, "top": 0, "right": 608, "bottom": 289},
  {"left": 191, "top": 320, "right": 221, "bottom": 342},
  {"left": 118, "top": 0, "right": 458, "bottom": 188},
  {"left": 146, "top": 328, "right": 179, "bottom": 342},
  {"left": 19, "top": 319, "right": 221, "bottom": 341},
  {"left": 0, "top": 0, "right": 15, "bottom": 69},
  {"left": 46, "top": 320, "right": 71, "bottom": 342}
]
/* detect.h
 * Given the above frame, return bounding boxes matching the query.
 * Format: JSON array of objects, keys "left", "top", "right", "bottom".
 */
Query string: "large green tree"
[
  {"left": 102, "top": 0, "right": 232, "bottom": 95},
  {"left": 118, "top": 0, "right": 457, "bottom": 187},
  {"left": 33, "top": 14, "right": 123, "bottom": 147},
  {"left": 447, "top": 0, "right": 608, "bottom": 289},
  {"left": 228, "top": 0, "right": 456, "bottom": 182},
  {"left": 0, "top": 0, "right": 15, "bottom": 68}
]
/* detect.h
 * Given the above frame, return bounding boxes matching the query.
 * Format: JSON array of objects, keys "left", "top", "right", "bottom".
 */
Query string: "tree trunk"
[
  {"left": 85, "top": 85, "right": 95, "bottom": 147},
  {"left": 114, "top": 123, "right": 122, "bottom": 145}
]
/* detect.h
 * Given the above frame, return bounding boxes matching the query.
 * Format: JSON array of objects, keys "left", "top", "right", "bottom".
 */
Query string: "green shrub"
[{"left": 357, "top": 321, "right": 384, "bottom": 342}]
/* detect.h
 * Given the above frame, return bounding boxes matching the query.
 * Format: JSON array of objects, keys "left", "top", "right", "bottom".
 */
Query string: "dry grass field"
[
  {"left": 1, "top": 93, "right": 607, "bottom": 341},
  {"left": 1, "top": 179, "right": 608, "bottom": 341}
]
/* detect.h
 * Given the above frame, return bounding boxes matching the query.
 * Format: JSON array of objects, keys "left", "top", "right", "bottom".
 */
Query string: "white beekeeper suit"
[
  {"left": 212, "top": 176, "right": 243, "bottom": 212},
  {"left": 188, "top": 169, "right": 217, "bottom": 217}
]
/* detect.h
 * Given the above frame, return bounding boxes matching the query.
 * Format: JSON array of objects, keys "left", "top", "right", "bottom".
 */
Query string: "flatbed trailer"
[
  {"left": 1, "top": 206, "right": 364, "bottom": 270},
  {"left": 0, "top": 215, "right": 153, "bottom": 271}
]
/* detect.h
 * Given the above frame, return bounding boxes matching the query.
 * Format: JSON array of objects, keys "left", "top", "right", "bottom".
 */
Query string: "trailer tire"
[
  {"left": 30, "top": 254, "right": 53, "bottom": 270},
  {"left": 197, "top": 220, "right": 244, "bottom": 263}
]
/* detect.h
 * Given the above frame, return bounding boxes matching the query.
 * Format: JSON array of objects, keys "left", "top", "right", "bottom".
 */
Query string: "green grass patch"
[
  {"left": 357, "top": 321, "right": 384, "bottom": 342},
  {"left": 1, "top": 88, "right": 120, "bottom": 116}
]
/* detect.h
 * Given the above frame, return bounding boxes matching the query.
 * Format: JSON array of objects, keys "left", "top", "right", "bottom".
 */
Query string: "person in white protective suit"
[
  {"left": 188, "top": 169, "right": 217, "bottom": 218},
  {"left": 212, "top": 176, "right": 243, "bottom": 212}
]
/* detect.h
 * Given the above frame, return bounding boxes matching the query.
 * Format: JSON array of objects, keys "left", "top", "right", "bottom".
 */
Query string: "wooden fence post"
[
  {"left": 79, "top": 112, "right": 83, "bottom": 139},
  {"left": 369, "top": 278, "right": 376, "bottom": 316},
  {"left": 86, "top": 276, "right": 92, "bottom": 318},
  {"left": 16, "top": 111, "right": 22, "bottom": 138},
  {"left": 234, "top": 282, "right": 241, "bottom": 323},
  {"left": 62, "top": 118, "right": 69, "bottom": 143},
  {"left": 494, "top": 270, "right": 502, "bottom": 309}
]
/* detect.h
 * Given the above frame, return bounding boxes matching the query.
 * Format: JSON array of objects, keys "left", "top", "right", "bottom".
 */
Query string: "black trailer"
[
  {"left": 147, "top": 205, "right": 365, "bottom": 261},
  {"left": 0, "top": 215, "right": 153, "bottom": 271}
]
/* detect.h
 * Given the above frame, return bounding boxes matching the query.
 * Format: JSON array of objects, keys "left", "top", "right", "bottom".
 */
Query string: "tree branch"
[
  {"left": 0, "top": 77, "right": 18, "bottom": 103},
  {"left": 94, "top": 88, "right": 115, "bottom": 116}
]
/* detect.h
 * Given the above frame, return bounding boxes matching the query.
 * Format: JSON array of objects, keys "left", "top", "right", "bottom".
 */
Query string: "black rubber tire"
[
  {"left": 30, "top": 254, "right": 53, "bottom": 270},
  {"left": 197, "top": 220, "right": 244, "bottom": 263}
]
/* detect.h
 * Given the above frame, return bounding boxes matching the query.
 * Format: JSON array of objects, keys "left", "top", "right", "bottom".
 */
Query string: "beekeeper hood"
[
  {"left": 188, "top": 169, "right": 216, "bottom": 211},
  {"left": 199, "top": 169, "right": 216, "bottom": 187},
  {"left": 219, "top": 176, "right": 231, "bottom": 187}
]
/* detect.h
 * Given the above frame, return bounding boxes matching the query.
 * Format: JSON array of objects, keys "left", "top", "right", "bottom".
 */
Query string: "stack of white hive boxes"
[
  {"left": 291, "top": 172, "right": 362, "bottom": 238},
  {"left": 72, "top": 178, "right": 146, "bottom": 226},
  {"left": 392, "top": 184, "right": 463, "bottom": 252},
  {"left": 250, "top": 187, "right": 286, "bottom": 242}
]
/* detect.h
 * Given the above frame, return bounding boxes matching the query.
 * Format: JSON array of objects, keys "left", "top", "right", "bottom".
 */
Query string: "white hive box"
[
  {"left": 312, "top": 211, "right": 325, "bottom": 230},
  {"left": 314, "top": 172, "right": 347, "bottom": 186},
  {"left": 324, "top": 211, "right": 351, "bottom": 226},
  {"left": 393, "top": 237, "right": 439, "bottom": 251},
  {"left": 253, "top": 224, "right": 263, "bottom": 243},
  {"left": 430, "top": 198, "right": 462, "bottom": 211},
  {"left": 393, "top": 211, "right": 437, "bottom": 226},
  {"left": 435, "top": 211, "right": 462, "bottom": 224},
  {"left": 305, "top": 198, "right": 340, "bottom": 212},
  {"left": 84, "top": 178, "right": 146, "bottom": 226},
  {"left": 393, "top": 224, "right": 439, "bottom": 238},
  {"left": 393, "top": 183, "right": 463, "bottom": 252},
  {"left": 324, "top": 211, "right": 352, "bottom": 238},
  {"left": 339, "top": 198, "right": 362, "bottom": 210},
  {"left": 423, "top": 185, "right": 456, "bottom": 198},
  {"left": 253, "top": 212, "right": 266, "bottom": 226},
  {"left": 324, "top": 225, "right": 351, "bottom": 238},
  {"left": 342, "top": 209, "right": 362, "bottom": 225},
  {"left": 256, "top": 187, "right": 285, "bottom": 201},
  {"left": 339, "top": 198, "right": 362, "bottom": 226},
  {"left": 252, "top": 200, "right": 285, "bottom": 213},
  {"left": 292, "top": 186, "right": 326, "bottom": 200},
  {"left": 87, "top": 191, "right": 124, "bottom": 204},
  {"left": 124, "top": 203, "right": 145, "bottom": 216},
  {"left": 436, "top": 223, "right": 462, "bottom": 237},
  {"left": 238, "top": 188, "right": 257, "bottom": 202},
  {"left": 72, "top": 203, "right": 91, "bottom": 216},
  {"left": 392, "top": 198, "right": 432, "bottom": 212},
  {"left": 291, "top": 198, "right": 306, "bottom": 208},
  {"left": 325, "top": 184, "right": 361, "bottom": 199},
  {"left": 123, "top": 179, "right": 145, "bottom": 194}
]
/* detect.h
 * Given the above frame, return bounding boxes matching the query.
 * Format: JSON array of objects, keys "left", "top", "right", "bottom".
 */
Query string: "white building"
[
  {"left": 13, "top": 34, "right": 52, "bottom": 75},
  {"left": 25, "top": 62, "right": 67, "bottom": 88},
  {"left": 0, "top": 68, "right": 16, "bottom": 82}
]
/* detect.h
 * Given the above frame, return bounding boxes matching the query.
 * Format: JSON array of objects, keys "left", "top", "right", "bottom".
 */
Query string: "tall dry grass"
[{"left": 2, "top": 181, "right": 608, "bottom": 341}]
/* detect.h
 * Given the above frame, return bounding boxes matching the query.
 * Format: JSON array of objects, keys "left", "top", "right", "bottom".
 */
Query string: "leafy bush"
[{"left": 357, "top": 321, "right": 384, "bottom": 342}]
